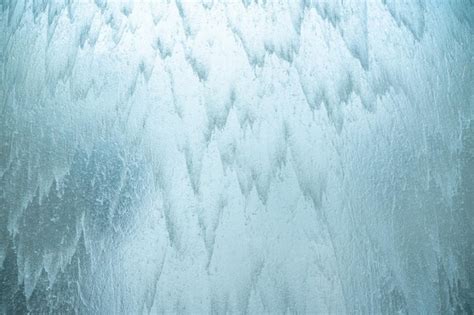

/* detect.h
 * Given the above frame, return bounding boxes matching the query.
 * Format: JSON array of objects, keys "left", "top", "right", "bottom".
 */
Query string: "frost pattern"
[{"left": 1, "top": 0, "right": 473, "bottom": 314}]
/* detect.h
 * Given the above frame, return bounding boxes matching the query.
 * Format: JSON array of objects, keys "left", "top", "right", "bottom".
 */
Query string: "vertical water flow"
[{"left": 1, "top": 1, "right": 473, "bottom": 313}]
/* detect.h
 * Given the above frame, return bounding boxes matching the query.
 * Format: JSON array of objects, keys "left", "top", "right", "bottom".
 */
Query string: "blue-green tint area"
[{"left": 1, "top": 1, "right": 473, "bottom": 314}]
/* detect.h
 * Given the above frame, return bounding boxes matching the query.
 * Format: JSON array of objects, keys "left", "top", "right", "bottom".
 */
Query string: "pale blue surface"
[{"left": 0, "top": 1, "right": 473, "bottom": 314}]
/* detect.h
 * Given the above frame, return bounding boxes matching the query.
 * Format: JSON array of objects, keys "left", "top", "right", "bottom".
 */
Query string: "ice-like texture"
[{"left": 1, "top": 0, "right": 473, "bottom": 314}]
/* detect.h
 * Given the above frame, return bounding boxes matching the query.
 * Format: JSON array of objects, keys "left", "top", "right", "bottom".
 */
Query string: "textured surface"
[{"left": 1, "top": 0, "right": 473, "bottom": 314}]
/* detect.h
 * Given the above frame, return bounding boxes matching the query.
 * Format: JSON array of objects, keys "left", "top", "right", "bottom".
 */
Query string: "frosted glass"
[{"left": 1, "top": 1, "right": 473, "bottom": 314}]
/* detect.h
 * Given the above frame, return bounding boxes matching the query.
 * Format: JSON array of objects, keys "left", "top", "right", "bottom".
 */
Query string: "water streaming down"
[{"left": 0, "top": 1, "right": 473, "bottom": 314}]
